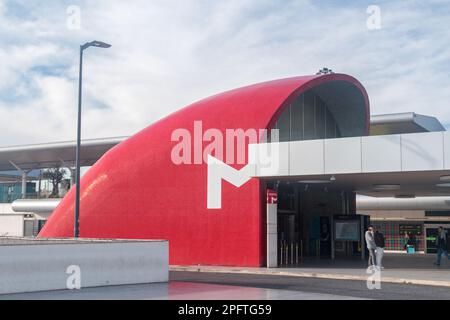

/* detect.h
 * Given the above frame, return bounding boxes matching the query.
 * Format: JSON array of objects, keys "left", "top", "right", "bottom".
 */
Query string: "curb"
[{"left": 170, "top": 266, "right": 450, "bottom": 288}]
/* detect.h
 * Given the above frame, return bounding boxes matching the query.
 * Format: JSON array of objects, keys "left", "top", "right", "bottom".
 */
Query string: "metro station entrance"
[{"left": 266, "top": 181, "right": 368, "bottom": 268}]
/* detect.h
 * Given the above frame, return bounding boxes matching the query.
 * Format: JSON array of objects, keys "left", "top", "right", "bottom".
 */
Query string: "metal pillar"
[
  {"left": 74, "top": 46, "right": 84, "bottom": 239},
  {"left": 21, "top": 171, "right": 27, "bottom": 199},
  {"left": 9, "top": 161, "right": 30, "bottom": 199},
  {"left": 266, "top": 193, "right": 278, "bottom": 268},
  {"left": 331, "top": 215, "right": 335, "bottom": 260},
  {"left": 38, "top": 170, "right": 42, "bottom": 199}
]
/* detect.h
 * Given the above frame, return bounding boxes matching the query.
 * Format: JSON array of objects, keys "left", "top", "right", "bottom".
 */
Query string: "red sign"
[{"left": 266, "top": 189, "right": 278, "bottom": 204}]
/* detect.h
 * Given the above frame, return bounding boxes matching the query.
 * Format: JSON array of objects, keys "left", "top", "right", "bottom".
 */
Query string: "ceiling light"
[
  {"left": 440, "top": 175, "right": 450, "bottom": 182},
  {"left": 395, "top": 195, "right": 416, "bottom": 199},
  {"left": 298, "top": 180, "right": 332, "bottom": 184},
  {"left": 373, "top": 184, "right": 401, "bottom": 191},
  {"left": 437, "top": 183, "right": 450, "bottom": 188}
]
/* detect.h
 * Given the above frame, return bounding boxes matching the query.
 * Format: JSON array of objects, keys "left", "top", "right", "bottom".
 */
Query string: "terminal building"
[{"left": 1, "top": 72, "right": 450, "bottom": 267}]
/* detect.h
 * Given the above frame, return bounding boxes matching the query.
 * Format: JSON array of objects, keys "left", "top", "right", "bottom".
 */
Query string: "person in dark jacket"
[
  {"left": 374, "top": 228, "right": 385, "bottom": 270},
  {"left": 434, "top": 227, "right": 450, "bottom": 266}
]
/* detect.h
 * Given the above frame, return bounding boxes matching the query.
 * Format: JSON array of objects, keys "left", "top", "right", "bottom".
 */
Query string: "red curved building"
[{"left": 39, "top": 73, "right": 370, "bottom": 267}]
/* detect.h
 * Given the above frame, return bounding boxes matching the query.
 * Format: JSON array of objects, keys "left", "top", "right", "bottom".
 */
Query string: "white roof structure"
[{"left": 0, "top": 137, "right": 126, "bottom": 172}]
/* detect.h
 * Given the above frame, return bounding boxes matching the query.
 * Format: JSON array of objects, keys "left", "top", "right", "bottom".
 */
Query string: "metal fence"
[{"left": 278, "top": 240, "right": 303, "bottom": 267}]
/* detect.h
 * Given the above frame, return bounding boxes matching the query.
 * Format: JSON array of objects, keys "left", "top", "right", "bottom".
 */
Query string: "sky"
[{"left": 0, "top": 0, "right": 449, "bottom": 146}]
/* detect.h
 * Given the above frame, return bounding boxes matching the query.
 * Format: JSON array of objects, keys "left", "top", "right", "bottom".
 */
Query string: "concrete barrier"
[{"left": 0, "top": 238, "right": 168, "bottom": 295}]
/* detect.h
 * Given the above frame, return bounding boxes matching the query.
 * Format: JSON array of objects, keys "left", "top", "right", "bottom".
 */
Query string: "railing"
[
  {"left": 0, "top": 192, "right": 65, "bottom": 204},
  {"left": 279, "top": 240, "right": 303, "bottom": 267}
]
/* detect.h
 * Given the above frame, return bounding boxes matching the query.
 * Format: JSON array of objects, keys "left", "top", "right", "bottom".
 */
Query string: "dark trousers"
[{"left": 436, "top": 247, "right": 450, "bottom": 265}]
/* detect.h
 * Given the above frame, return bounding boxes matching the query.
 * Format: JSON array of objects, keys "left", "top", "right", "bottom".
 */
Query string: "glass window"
[
  {"left": 272, "top": 90, "right": 341, "bottom": 142},
  {"left": 326, "top": 108, "right": 336, "bottom": 138},
  {"left": 303, "top": 91, "right": 315, "bottom": 140},
  {"left": 277, "top": 105, "right": 291, "bottom": 142},
  {"left": 315, "top": 96, "right": 326, "bottom": 139},
  {"left": 291, "top": 96, "right": 303, "bottom": 141}
]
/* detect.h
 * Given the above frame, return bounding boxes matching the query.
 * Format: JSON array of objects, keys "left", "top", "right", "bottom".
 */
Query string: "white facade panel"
[
  {"left": 444, "top": 132, "right": 450, "bottom": 170},
  {"left": 0, "top": 215, "right": 23, "bottom": 237},
  {"left": 249, "top": 131, "right": 448, "bottom": 178},
  {"left": 362, "top": 135, "right": 402, "bottom": 173},
  {"left": 0, "top": 240, "right": 169, "bottom": 295},
  {"left": 401, "top": 132, "right": 444, "bottom": 171},
  {"left": 324, "top": 137, "right": 362, "bottom": 174},
  {"left": 290, "top": 140, "right": 325, "bottom": 175},
  {"left": 253, "top": 142, "right": 289, "bottom": 177}
]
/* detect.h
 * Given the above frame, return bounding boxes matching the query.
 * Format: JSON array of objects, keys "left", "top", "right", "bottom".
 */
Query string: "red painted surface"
[
  {"left": 39, "top": 74, "right": 370, "bottom": 267},
  {"left": 266, "top": 189, "right": 278, "bottom": 205}
]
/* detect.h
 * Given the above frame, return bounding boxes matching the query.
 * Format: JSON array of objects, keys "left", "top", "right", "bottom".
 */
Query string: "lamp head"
[{"left": 81, "top": 41, "right": 112, "bottom": 51}]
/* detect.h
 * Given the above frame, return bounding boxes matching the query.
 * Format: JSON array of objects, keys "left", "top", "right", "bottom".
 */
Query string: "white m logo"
[
  {"left": 207, "top": 155, "right": 254, "bottom": 209},
  {"left": 207, "top": 136, "right": 280, "bottom": 209}
]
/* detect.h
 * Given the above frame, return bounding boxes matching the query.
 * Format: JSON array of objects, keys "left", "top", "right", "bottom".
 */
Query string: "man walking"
[
  {"left": 374, "top": 227, "right": 385, "bottom": 270},
  {"left": 365, "top": 225, "right": 377, "bottom": 268},
  {"left": 434, "top": 227, "right": 450, "bottom": 266}
]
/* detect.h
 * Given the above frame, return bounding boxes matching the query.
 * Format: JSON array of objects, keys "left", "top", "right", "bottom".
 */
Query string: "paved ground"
[
  {"left": 172, "top": 253, "right": 450, "bottom": 287},
  {"left": 0, "top": 281, "right": 363, "bottom": 300},
  {"left": 171, "top": 271, "right": 450, "bottom": 300},
  {"left": 1, "top": 252, "right": 449, "bottom": 300},
  {"left": 3, "top": 271, "right": 449, "bottom": 300}
]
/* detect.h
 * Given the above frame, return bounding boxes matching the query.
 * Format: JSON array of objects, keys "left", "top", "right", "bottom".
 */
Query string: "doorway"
[{"left": 269, "top": 181, "right": 359, "bottom": 267}]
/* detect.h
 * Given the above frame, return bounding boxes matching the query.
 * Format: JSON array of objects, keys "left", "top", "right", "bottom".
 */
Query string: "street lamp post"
[{"left": 74, "top": 40, "right": 111, "bottom": 238}]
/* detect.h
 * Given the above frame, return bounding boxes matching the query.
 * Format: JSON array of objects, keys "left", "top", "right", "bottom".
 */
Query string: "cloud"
[{"left": 0, "top": 0, "right": 449, "bottom": 146}]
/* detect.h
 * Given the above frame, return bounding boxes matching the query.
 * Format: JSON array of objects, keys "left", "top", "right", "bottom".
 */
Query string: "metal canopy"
[
  {"left": 370, "top": 112, "right": 445, "bottom": 135},
  {"left": 0, "top": 137, "right": 127, "bottom": 172}
]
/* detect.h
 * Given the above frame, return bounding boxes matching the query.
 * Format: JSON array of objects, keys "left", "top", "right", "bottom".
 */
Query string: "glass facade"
[
  {"left": 0, "top": 182, "right": 36, "bottom": 203},
  {"left": 372, "top": 221, "right": 425, "bottom": 252},
  {"left": 273, "top": 89, "right": 340, "bottom": 142}
]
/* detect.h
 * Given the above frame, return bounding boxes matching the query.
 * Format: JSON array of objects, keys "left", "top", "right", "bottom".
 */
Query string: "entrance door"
[{"left": 319, "top": 217, "right": 332, "bottom": 257}]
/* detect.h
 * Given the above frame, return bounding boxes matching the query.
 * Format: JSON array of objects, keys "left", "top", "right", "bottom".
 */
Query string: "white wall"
[
  {"left": 0, "top": 240, "right": 168, "bottom": 295},
  {"left": 0, "top": 204, "right": 24, "bottom": 237},
  {"left": 250, "top": 131, "right": 450, "bottom": 177},
  {"left": 0, "top": 203, "right": 14, "bottom": 214},
  {"left": 0, "top": 215, "right": 24, "bottom": 237}
]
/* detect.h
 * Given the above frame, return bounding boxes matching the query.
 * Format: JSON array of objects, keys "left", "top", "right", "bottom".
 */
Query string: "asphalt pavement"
[{"left": 170, "top": 271, "right": 450, "bottom": 300}]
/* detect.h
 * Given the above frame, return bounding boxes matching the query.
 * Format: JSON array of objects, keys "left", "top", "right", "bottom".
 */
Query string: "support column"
[
  {"left": 21, "top": 171, "right": 27, "bottom": 199},
  {"left": 9, "top": 161, "right": 30, "bottom": 199},
  {"left": 38, "top": 170, "right": 42, "bottom": 198},
  {"left": 266, "top": 189, "right": 278, "bottom": 268}
]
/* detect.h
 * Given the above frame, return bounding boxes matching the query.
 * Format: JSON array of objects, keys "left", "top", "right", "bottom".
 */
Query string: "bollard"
[
  {"left": 291, "top": 242, "right": 294, "bottom": 266},
  {"left": 295, "top": 242, "right": 299, "bottom": 265},
  {"left": 279, "top": 242, "right": 284, "bottom": 266},
  {"left": 285, "top": 243, "right": 288, "bottom": 266},
  {"left": 300, "top": 240, "right": 303, "bottom": 263}
]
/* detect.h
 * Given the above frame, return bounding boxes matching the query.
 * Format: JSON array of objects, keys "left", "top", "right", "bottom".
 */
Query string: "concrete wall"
[
  {"left": 0, "top": 215, "right": 24, "bottom": 237},
  {"left": 0, "top": 239, "right": 168, "bottom": 295},
  {"left": 0, "top": 203, "right": 14, "bottom": 214},
  {"left": 0, "top": 204, "right": 24, "bottom": 237}
]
